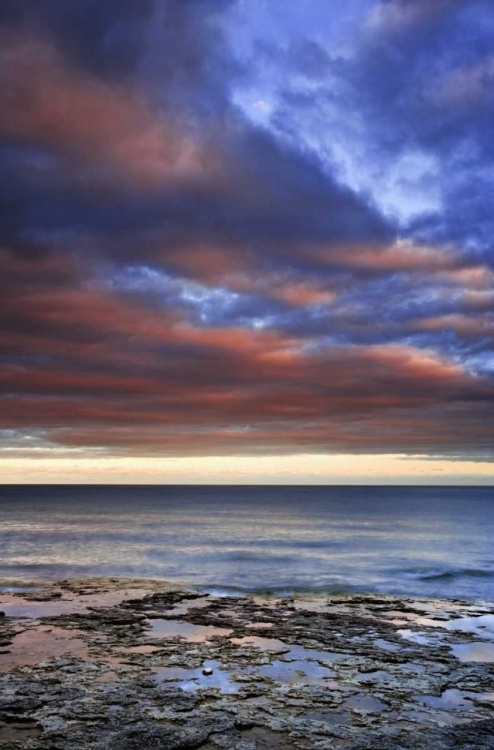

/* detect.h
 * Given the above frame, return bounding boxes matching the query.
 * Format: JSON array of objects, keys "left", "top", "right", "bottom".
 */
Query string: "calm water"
[{"left": 0, "top": 486, "right": 493, "bottom": 601}]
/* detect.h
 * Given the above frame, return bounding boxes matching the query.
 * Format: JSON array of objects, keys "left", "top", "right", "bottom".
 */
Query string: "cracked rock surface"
[{"left": 1, "top": 578, "right": 493, "bottom": 749}]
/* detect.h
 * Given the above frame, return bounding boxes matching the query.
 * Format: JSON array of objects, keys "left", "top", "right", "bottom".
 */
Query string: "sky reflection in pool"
[
  {"left": 154, "top": 660, "right": 242, "bottom": 693},
  {"left": 149, "top": 619, "right": 232, "bottom": 641}
]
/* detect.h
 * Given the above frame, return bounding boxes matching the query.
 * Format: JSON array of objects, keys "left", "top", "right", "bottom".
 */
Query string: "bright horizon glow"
[{"left": 1, "top": 453, "right": 493, "bottom": 485}]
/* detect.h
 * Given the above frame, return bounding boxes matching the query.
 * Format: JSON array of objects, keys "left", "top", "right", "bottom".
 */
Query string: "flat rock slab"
[{"left": 1, "top": 578, "right": 494, "bottom": 749}]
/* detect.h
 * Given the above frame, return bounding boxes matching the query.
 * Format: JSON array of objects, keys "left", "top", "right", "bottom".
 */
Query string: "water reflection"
[
  {"left": 257, "top": 658, "right": 334, "bottom": 685},
  {"left": 149, "top": 619, "right": 232, "bottom": 641},
  {"left": 451, "top": 642, "right": 494, "bottom": 663},
  {"left": 154, "top": 660, "right": 242, "bottom": 693}
]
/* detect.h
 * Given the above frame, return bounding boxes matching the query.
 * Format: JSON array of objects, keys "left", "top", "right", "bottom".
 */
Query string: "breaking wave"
[{"left": 402, "top": 567, "right": 494, "bottom": 582}]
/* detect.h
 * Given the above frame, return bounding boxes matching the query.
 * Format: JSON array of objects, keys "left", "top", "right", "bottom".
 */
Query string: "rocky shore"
[{"left": 1, "top": 578, "right": 493, "bottom": 749}]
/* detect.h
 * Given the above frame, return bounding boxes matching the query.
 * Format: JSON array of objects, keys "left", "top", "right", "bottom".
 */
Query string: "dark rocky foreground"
[{"left": 1, "top": 578, "right": 494, "bottom": 749}]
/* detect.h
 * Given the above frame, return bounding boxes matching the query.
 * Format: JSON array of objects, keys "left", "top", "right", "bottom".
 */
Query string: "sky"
[{"left": 1, "top": 0, "right": 494, "bottom": 484}]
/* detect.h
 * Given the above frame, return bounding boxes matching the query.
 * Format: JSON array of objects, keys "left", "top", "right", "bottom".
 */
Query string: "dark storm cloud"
[{"left": 1, "top": 0, "right": 494, "bottom": 461}]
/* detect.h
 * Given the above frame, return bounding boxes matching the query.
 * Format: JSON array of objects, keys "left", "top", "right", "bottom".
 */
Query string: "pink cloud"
[
  {"left": 410, "top": 314, "right": 494, "bottom": 337},
  {"left": 0, "top": 33, "right": 219, "bottom": 188}
]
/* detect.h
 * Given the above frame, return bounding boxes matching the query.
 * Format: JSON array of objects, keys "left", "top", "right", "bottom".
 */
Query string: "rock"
[
  {"left": 1, "top": 578, "right": 494, "bottom": 750},
  {"left": 103, "top": 722, "right": 212, "bottom": 750}
]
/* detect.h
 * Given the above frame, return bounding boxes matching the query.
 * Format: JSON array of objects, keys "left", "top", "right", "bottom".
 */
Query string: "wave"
[
  {"left": 0, "top": 562, "right": 93, "bottom": 574},
  {"left": 199, "top": 580, "right": 370, "bottom": 598},
  {"left": 145, "top": 548, "right": 302, "bottom": 565},
  {"left": 0, "top": 578, "right": 47, "bottom": 592},
  {"left": 401, "top": 567, "right": 494, "bottom": 582}
]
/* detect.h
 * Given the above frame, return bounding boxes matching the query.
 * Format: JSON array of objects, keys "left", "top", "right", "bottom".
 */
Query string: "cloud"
[
  {"left": 365, "top": 0, "right": 469, "bottom": 35},
  {"left": 0, "top": 1, "right": 493, "bottom": 467},
  {"left": 0, "top": 32, "right": 220, "bottom": 189},
  {"left": 0, "top": 0, "right": 394, "bottom": 248},
  {"left": 409, "top": 314, "right": 494, "bottom": 338},
  {"left": 1, "top": 247, "right": 493, "bottom": 459},
  {"left": 247, "top": 0, "right": 494, "bottom": 252}
]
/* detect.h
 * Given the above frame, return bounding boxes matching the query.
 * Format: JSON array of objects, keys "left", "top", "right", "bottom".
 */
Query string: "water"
[{"left": 0, "top": 485, "right": 493, "bottom": 601}]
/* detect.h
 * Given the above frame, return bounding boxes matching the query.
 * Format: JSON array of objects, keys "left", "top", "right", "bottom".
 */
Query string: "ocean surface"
[{"left": 0, "top": 485, "right": 493, "bottom": 601}]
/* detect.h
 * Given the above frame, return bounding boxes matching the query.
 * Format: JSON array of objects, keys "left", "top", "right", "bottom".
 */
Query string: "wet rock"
[
  {"left": 21, "top": 589, "right": 63, "bottom": 602},
  {"left": 0, "top": 695, "right": 45, "bottom": 715},
  {"left": 1, "top": 580, "right": 494, "bottom": 749},
  {"left": 95, "top": 722, "right": 213, "bottom": 750},
  {"left": 151, "top": 686, "right": 199, "bottom": 711}
]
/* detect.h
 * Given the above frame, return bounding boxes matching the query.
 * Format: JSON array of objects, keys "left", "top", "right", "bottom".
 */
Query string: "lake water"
[{"left": 0, "top": 485, "right": 493, "bottom": 600}]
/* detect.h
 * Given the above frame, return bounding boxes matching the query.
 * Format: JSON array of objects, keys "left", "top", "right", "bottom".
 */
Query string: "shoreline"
[
  {"left": 1, "top": 577, "right": 494, "bottom": 748},
  {"left": 2, "top": 575, "right": 493, "bottom": 606}
]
